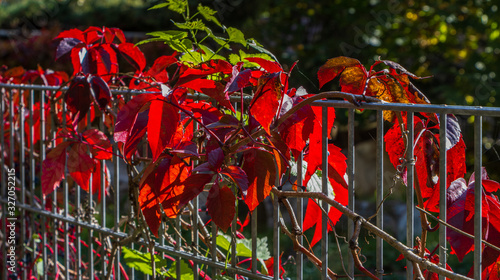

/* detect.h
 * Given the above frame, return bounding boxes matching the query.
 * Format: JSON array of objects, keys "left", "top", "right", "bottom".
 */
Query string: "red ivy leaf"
[
  {"left": 244, "top": 57, "right": 283, "bottom": 73},
  {"left": 82, "top": 129, "right": 112, "bottom": 160},
  {"left": 147, "top": 99, "right": 180, "bottom": 161},
  {"left": 65, "top": 76, "right": 91, "bottom": 126},
  {"left": 222, "top": 166, "right": 249, "bottom": 198},
  {"left": 118, "top": 42, "right": 146, "bottom": 72},
  {"left": 41, "top": 141, "right": 71, "bottom": 196},
  {"left": 114, "top": 93, "right": 157, "bottom": 143},
  {"left": 67, "top": 143, "right": 95, "bottom": 192},
  {"left": 207, "top": 184, "right": 235, "bottom": 232},
  {"left": 89, "top": 76, "right": 112, "bottom": 111},
  {"left": 249, "top": 73, "right": 282, "bottom": 135},
  {"left": 242, "top": 148, "right": 277, "bottom": 211},
  {"left": 318, "top": 56, "right": 363, "bottom": 88}
]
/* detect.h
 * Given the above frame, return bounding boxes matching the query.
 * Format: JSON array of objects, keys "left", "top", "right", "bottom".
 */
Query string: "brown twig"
[
  {"left": 271, "top": 188, "right": 473, "bottom": 280},
  {"left": 349, "top": 217, "right": 379, "bottom": 280}
]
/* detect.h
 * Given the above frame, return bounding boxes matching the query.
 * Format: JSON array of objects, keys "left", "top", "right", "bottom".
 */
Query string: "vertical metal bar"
[
  {"left": 439, "top": 113, "right": 447, "bottom": 280},
  {"left": 273, "top": 168, "right": 280, "bottom": 280},
  {"left": 114, "top": 143, "right": 120, "bottom": 280},
  {"left": 231, "top": 213, "right": 237, "bottom": 274},
  {"left": 176, "top": 216, "right": 182, "bottom": 279},
  {"left": 321, "top": 107, "right": 329, "bottom": 280},
  {"left": 76, "top": 168, "right": 82, "bottom": 280},
  {"left": 1, "top": 88, "right": 6, "bottom": 280},
  {"left": 251, "top": 208, "right": 257, "bottom": 274},
  {"left": 40, "top": 90, "right": 48, "bottom": 280},
  {"left": 376, "top": 110, "right": 384, "bottom": 279},
  {"left": 19, "top": 89, "right": 27, "bottom": 280},
  {"left": 101, "top": 114, "right": 107, "bottom": 278},
  {"left": 192, "top": 196, "right": 199, "bottom": 278},
  {"left": 347, "top": 108, "right": 355, "bottom": 278},
  {"left": 406, "top": 112, "right": 415, "bottom": 279},
  {"left": 296, "top": 153, "right": 304, "bottom": 280},
  {"left": 51, "top": 94, "right": 58, "bottom": 279},
  {"left": 62, "top": 103, "right": 70, "bottom": 280},
  {"left": 212, "top": 223, "right": 218, "bottom": 277},
  {"left": 29, "top": 90, "right": 36, "bottom": 275},
  {"left": 474, "top": 115, "right": 483, "bottom": 279},
  {"left": 88, "top": 113, "right": 94, "bottom": 279}
]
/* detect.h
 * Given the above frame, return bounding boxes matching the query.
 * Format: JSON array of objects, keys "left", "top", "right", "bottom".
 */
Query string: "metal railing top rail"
[{"left": 2, "top": 83, "right": 499, "bottom": 116}]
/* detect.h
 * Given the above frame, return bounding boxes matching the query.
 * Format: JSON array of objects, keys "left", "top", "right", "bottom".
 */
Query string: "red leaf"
[
  {"left": 222, "top": 166, "right": 249, "bottom": 197},
  {"left": 303, "top": 106, "right": 336, "bottom": 186},
  {"left": 82, "top": 129, "right": 112, "bottom": 160},
  {"left": 264, "top": 255, "right": 285, "bottom": 278},
  {"left": 139, "top": 156, "right": 191, "bottom": 236},
  {"left": 277, "top": 98, "right": 316, "bottom": 159},
  {"left": 207, "top": 184, "right": 235, "bottom": 232},
  {"left": 114, "top": 93, "right": 157, "bottom": 143},
  {"left": 41, "top": 141, "right": 71, "bottom": 196},
  {"left": 89, "top": 76, "right": 112, "bottom": 111},
  {"left": 64, "top": 76, "right": 91, "bottom": 126},
  {"left": 91, "top": 159, "right": 110, "bottom": 202},
  {"left": 225, "top": 67, "right": 253, "bottom": 93},
  {"left": 182, "top": 79, "right": 234, "bottom": 112},
  {"left": 249, "top": 73, "right": 282, "bottom": 135},
  {"left": 56, "top": 37, "right": 83, "bottom": 60},
  {"left": 318, "top": 56, "right": 363, "bottom": 88},
  {"left": 339, "top": 65, "right": 367, "bottom": 95},
  {"left": 67, "top": 143, "right": 95, "bottom": 192},
  {"left": 122, "top": 110, "right": 149, "bottom": 161},
  {"left": 244, "top": 57, "right": 283, "bottom": 73},
  {"left": 177, "top": 59, "right": 232, "bottom": 84},
  {"left": 147, "top": 99, "right": 180, "bottom": 161},
  {"left": 55, "top": 28, "right": 85, "bottom": 41},
  {"left": 118, "top": 42, "right": 146, "bottom": 72},
  {"left": 242, "top": 148, "right": 277, "bottom": 211}
]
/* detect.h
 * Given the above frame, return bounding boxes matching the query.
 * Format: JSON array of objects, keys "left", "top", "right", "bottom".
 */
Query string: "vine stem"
[{"left": 271, "top": 188, "right": 473, "bottom": 280}]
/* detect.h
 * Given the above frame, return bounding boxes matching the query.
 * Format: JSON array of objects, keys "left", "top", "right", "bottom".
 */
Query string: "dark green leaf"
[{"left": 197, "top": 4, "right": 222, "bottom": 27}]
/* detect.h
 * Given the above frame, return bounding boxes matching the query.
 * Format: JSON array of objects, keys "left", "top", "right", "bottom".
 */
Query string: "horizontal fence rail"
[{"left": 1, "top": 83, "right": 499, "bottom": 280}]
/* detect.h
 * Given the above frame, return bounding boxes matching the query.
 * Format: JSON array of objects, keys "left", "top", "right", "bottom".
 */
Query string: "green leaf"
[
  {"left": 36, "top": 259, "right": 44, "bottom": 277},
  {"left": 239, "top": 236, "right": 271, "bottom": 260},
  {"left": 229, "top": 50, "right": 273, "bottom": 67},
  {"left": 227, "top": 27, "right": 247, "bottom": 46},
  {"left": 197, "top": 4, "right": 222, "bottom": 27},
  {"left": 167, "top": 260, "right": 193, "bottom": 279},
  {"left": 146, "top": 30, "right": 188, "bottom": 40},
  {"left": 122, "top": 247, "right": 168, "bottom": 276},
  {"left": 174, "top": 19, "right": 206, "bottom": 31},
  {"left": 247, "top": 39, "right": 279, "bottom": 62},
  {"left": 216, "top": 234, "right": 231, "bottom": 251},
  {"left": 205, "top": 27, "right": 230, "bottom": 49},
  {"left": 148, "top": 2, "right": 169, "bottom": 10},
  {"left": 180, "top": 49, "right": 226, "bottom": 64},
  {"left": 162, "top": 0, "right": 188, "bottom": 14}
]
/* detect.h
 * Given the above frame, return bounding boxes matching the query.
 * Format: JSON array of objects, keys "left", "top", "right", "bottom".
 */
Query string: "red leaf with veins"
[
  {"left": 303, "top": 198, "right": 346, "bottom": 247},
  {"left": 242, "top": 148, "right": 277, "bottom": 211},
  {"left": 139, "top": 156, "right": 190, "bottom": 236},
  {"left": 64, "top": 76, "right": 91, "bottom": 126},
  {"left": 114, "top": 93, "right": 157, "bottom": 143},
  {"left": 207, "top": 184, "right": 235, "bottom": 232},
  {"left": 42, "top": 141, "right": 71, "bottom": 196},
  {"left": 147, "top": 99, "right": 179, "bottom": 161},
  {"left": 67, "top": 143, "right": 95, "bottom": 192},
  {"left": 249, "top": 73, "right": 282, "bottom": 135},
  {"left": 177, "top": 59, "right": 232, "bottom": 84},
  {"left": 118, "top": 42, "right": 146, "bottom": 72},
  {"left": 223, "top": 166, "right": 249, "bottom": 198},
  {"left": 181, "top": 79, "right": 234, "bottom": 112},
  {"left": 82, "top": 129, "right": 112, "bottom": 160},
  {"left": 277, "top": 98, "right": 316, "bottom": 159},
  {"left": 244, "top": 57, "right": 283, "bottom": 73},
  {"left": 318, "top": 56, "right": 363, "bottom": 88},
  {"left": 304, "top": 106, "right": 335, "bottom": 187},
  {"left": 89, "top": 75, "right": 111, "bottom": 111}
]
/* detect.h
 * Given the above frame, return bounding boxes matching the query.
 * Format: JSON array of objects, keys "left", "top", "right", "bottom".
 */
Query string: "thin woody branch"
[{"left": 271, "top": 188, "right": 473, "bottom": 280}]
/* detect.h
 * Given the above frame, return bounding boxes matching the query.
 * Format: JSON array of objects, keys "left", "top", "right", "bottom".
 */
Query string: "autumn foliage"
[{"left": 2, "top": 2, "right": 500, "bottom": 279}]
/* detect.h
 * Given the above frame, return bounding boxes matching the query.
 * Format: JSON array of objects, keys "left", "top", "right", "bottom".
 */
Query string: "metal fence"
[{"left": 0, "top": 83, "right": 499, "bottom": 280}]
